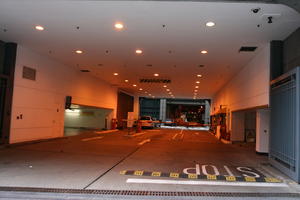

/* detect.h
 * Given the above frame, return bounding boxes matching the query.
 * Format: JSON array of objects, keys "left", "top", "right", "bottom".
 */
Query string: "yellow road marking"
[
  {"left": 170, "top": 173, "right": 180, "bottom": 178},
  {"left": 151, "top": 172, "right": 161, "bottom": 177},
  {"left": 207, "top": 175, "right": 217, "bottom": 180},
  {"left": 188, "top": 174, "right": 198, "bottom": 179},
  {"left": 134, "top": 171, "right": 144, "bottom": 176},
  {"left": 265, "top": 177, "right": 281, "bottom": 183},
  {"left": 245, "top": 177, "right": 256, "bottom": 182},
  {"left": 120, "top": 170, "right": 127, "bottom": 175},
  {"left": 226, "top": 176, "right": 236, "bottom": 182}
]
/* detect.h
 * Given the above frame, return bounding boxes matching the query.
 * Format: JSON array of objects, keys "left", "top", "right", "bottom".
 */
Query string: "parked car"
[{"left": 139, "top": 116, "right": 154, "bottom": 128}]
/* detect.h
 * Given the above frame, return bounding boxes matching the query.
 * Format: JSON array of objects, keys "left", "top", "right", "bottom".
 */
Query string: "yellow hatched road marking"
[
  {"left": 207, "top": 175, "right": 217, "bottom": 180},
  {"left": 226, "top": 176, "right": 236, "bottom": 182},
  {"left": 152, "top": 172, "right": 161, "bottom": 177},
  {"left": 170, "top": 173, "right": 179, "bottom": 178},
  {"left": 134, "top": 170, "right": 144, "bottom": 176},
  {"left": 188, "top": 174, "right": 198, "bottom": 179},
  {"left": 245, "top": 177, "right": 256, "bottom": 182}
]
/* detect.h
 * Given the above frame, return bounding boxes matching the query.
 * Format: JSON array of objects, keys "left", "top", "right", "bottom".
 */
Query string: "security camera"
[{"left": 251, "top": 8, "right": 261, "bottom": 14}]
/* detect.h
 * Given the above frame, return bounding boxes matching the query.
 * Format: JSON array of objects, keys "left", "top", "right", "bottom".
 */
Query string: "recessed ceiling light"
[
  {"left": 113, "top": 73, "right": 119, "bottom": 76},
  {"left": 149, "top": 94, "right": 152, "bottom": 96},
  {"left": 154, "top": 73, "right": 159, "bottom": 77},
  {"left": 133, "top": 84, "right": 137, "bottom": 87},
  {"left": 163, "top": 85, "right": 167, "bottom": 88},
  {"left": 125, "top": 79, "right": 129, "bottom": 82},
  {"left": 194, "top": 90, "right": 198, "bottom": 92},
  {"left": 196, "top": 81, "right": 200, "bottom": 84},
  {"left": 197, "top": 74, "right": 202, "bottom": 78},
  {"left": 201, "top": 50, "right": 208, "bottom": 54},
  {"left": 195, "top": 86, "right": 199, "bottom": 88},
  {"left": 139, "top": 88, "right": 143, "bottom": 91},
  {"left": 35, "top": 25, "right": 44, "bottom": 31},
  {"left": 166, "top": 89, "right": 170, "bottom": 91},
  {"left": 206, "top": 22, "right": 215, "bottom": 27},
  {"left": 114, "top": 22, "right": 124, "bottom": 30},
  {"left": 145, "top": 91, "right": 148, "bottom": 93},
  {"left": 135, "top": 49, "right": 143, "bottom": 54},
  {"left": 75, "top": 50, "right": 83, "bottom": 54}
]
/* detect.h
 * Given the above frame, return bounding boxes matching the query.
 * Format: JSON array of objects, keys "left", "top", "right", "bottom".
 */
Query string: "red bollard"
[{"left": 136, "top": 120, "right": 142, "bottom": 133}]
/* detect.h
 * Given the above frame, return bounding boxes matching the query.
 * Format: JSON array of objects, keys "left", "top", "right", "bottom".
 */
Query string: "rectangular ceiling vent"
[
  {"left": 239, "top": 46, "right": 257, "bottom": 52},
  {"left": 80, "top": 69, "right": 90, "bottom": 72},
  {"left": 140, "top": 78, "right": 171, "bottom": 84},
  {"left": 22, "top": 66, "right": 36, "bottom": 81}
]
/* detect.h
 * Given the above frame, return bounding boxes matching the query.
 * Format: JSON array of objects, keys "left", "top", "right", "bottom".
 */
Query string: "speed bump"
[{"left": 120, "top": 170, "right": 282, "bottom": 183}]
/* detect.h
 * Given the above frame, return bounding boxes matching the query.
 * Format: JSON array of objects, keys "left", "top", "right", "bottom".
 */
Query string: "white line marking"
[
  {"left": 126, "top": 178, "right": 287, "bottom": 187},
  {"left": 180, "top": 132, "right": 184, "bottom": 140},
  {"left": 138, "top": 139, "right": 151, "bottom": 146},
  {"left": 172, "top": 133, "right": 178, "bottom": 140},
  {"left": 81, "top": 136, "right": 104, "bottom": 142},
  {"left": 95, "top": 129, "right": 118, "bottom": 134}
]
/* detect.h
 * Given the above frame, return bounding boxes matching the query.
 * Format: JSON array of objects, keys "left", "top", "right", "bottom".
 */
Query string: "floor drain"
[{"left": 0, "top": 187, "right": 299, "bottom": 197}]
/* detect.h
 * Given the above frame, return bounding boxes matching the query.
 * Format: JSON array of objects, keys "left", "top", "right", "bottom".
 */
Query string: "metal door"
[{"left": 270, "top": 67, "right": 300, "bottom": 182}]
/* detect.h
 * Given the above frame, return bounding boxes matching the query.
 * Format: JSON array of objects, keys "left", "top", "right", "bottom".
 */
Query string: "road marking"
[
  {"left": 172, "top": 133, "right": 178, "bottom": 140},
  {"left": 81, "top": 136, "right": 104, "bottom": 142},
  {"left": 120, "top": 170, "right": 282, "bottom": 183},
  {"left": 126, "top": 178, "right": 288, "bottom": 187},
  {"left": 138, "top": 139, "right": 151, "bottom": 146},
  {"left": 124, "top": 132, "right": 145, "bottom": 138},
  {"left": 180, "top": 132, "right": 184, "bottom": 140},
  {"left": 95, "top": 130, "right": 118, "bottom": 134}
]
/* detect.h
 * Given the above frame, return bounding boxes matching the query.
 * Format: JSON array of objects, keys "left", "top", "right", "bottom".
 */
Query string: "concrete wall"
[
  {"left": 211, "top": 44, "right": 270, "bottom": 122},
  {"left": 10, "top": 45, "right": 118, "bottom": 143},
  {"left": 283, "top": 28, "right": 300, "bottom": 72}
]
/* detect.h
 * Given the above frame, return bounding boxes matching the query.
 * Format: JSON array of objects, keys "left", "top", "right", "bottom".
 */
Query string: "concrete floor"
[{"left": 0, "top": 128, "right": 299, "bottom": 198}]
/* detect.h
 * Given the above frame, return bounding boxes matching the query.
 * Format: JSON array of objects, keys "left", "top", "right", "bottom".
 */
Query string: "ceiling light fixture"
[
  {"left": 135, "top": 49, "right": 143, "bottom": 54},
  {"left": 114, "top": 22, "right": 124, "bottom": 30},
  {"left": 125, "top": 79, "right": 129, "bottom": 82},
  {"left": 154, "top": 73, "right": 159, "bottom": 77},
  {"left": 113, "top": 73, "right": 119, "bottom": 76},
  {"left": 139, "top": 88, "right": 143, "bottom": 91},
  {"left": 197, "top": 74, "right": 202, "bottom": 78},
  {"left": 75, "top": 50, "right": 83, "bottom": 54},
  {"left": 201, "top": 50, "right": 208, "bottom": 54},
  {"left": 195, "top": 86, "right": 199, "bottom": 88},
  {"left": 35, "top": 25, "right": 44, "bottom": 31},
  {"left": 196, "top": 81, "right": 200, "bottom": 84},
  {"left": 163, "top": 85, "right": 167, "bottom": 88},
  {"left": 206, "top": 22, "right": 215, "bottom": 27},
  {"left": 133, "top": 84, "right": 137, "bottom": 87},
  {"left": 166, "top": 89, "right": 170, "bottom": 91}
]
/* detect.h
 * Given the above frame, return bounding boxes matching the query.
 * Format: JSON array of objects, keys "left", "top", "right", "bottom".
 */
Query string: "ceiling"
[{"left": 0, "top": 1, "right": 300, "bottom": 99}]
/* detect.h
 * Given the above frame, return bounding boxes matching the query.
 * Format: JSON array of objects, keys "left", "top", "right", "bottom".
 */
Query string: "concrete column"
[
  {"left": 159, "top": 99, "right": 166, "bottom": 121},
  {"left": 204, "top": 100, "right": 210, "bottom": 124},
  {"left": 256, "top": 109, "right": 270, "bottom": 153},
  {"left": 231, "top": 111, "right": 245, "bottom": 142}
]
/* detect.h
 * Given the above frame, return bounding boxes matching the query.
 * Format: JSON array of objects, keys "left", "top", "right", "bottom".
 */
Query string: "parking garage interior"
[{"left": 0, "top": 0, "right": 300, "bottom": 199}]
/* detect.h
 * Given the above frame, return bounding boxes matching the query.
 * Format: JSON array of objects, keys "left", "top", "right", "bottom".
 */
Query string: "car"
[{"left": 139, "top": 116, "right": 154, "bottom": 128}]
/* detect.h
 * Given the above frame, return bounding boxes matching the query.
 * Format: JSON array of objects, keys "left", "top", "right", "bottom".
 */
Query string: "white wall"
[
  {"left": 212, "top": 44, "right": 270, "bottom": 126},
  {"left": 10, "top": 45, "right": 118, "bottom": 143}
]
